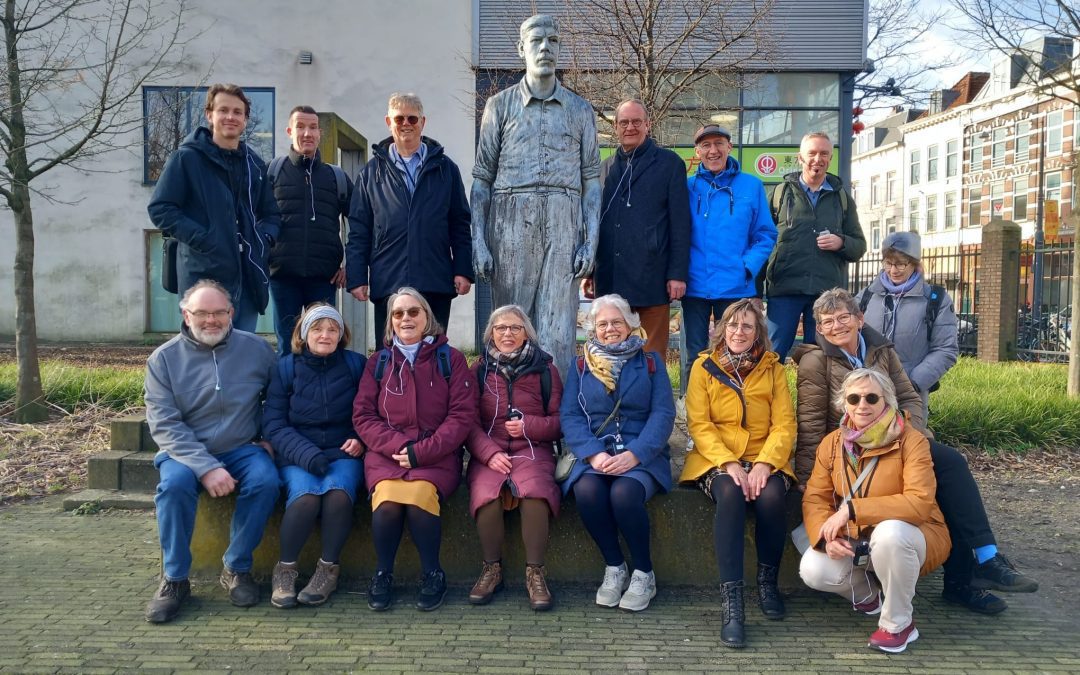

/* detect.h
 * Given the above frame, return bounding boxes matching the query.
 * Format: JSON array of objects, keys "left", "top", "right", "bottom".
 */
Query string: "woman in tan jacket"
[
  {"left": 681, "top": 299, "right": 796, "bottom": 649},
  {"left": 800, "top": 368, "right": 949, "bottom": 654}
]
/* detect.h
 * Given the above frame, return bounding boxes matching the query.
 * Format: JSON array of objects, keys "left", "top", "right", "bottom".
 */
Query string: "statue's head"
[{"left": 517, "top": 14, "right": 560, "bottom": 79}]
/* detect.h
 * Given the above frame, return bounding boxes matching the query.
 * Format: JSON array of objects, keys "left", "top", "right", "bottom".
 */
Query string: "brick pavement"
[{"left": 0, "top": 496, "right": 1077, "bottom": 674}]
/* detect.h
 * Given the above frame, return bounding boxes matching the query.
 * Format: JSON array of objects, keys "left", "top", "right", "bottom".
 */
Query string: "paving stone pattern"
[{"left": 0, "top": 496, "right": 1077, "bottom": 674}]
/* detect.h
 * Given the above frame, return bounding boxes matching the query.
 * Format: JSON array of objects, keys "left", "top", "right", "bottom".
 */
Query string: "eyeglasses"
[
  {"left": 493, "top": 324, "right": 524, "bottom": 335},
  {"left": 595, "top": 319, "right": 627, "bottom": 331},
  {"left": 818, "top": 313, "right": 855, "bottom": 330},
  {"left": 725, "top": 322, "right": 755, "bottom": 334},
  {"left": 392, "top": 115, "right": 420, "bottom": 126},
  {"left": 845, "top": 393, "right": 882, "bottom": 406},
  {"left": 882, "top": 260, "right": 912, "bottom": 271},
  {"left": 392, "top": 307, "right": 423, "bottom": 319},
  {"left": 616, "top": 118, "right": 646, "bottom": 129},
  {"left": 186, "top": 309, "right": 230, "bottom": 321}
]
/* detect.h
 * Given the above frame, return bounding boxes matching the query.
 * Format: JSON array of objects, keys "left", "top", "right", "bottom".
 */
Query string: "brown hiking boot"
[
  {"left": 270, "top": 562, "right": 299, "bottom": 609},
  {"left": 468, "top": 561, "right": 503, "bottom": 605},
  {"left": 145, "top": 578, "right": 190, "bottom": 623},
  {"left": 220, "top": 567, "right": 259, "bottom": 607},
  {"left": 526, "top": 564, "right": 553, "bottom": 611},
  {"left": 297, "top": 559, "right": 340, "bottom": 606}
]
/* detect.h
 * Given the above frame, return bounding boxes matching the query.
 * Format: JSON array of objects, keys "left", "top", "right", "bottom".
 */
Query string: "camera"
[
  {"left": 852, "top": 538, "right": 871, "bottom": 567},
  {"left": 507, "top": 408, "right": 523, "bottom": 421}
]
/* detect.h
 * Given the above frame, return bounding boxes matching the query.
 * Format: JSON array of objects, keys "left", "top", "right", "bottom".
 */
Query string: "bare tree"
[
  {"left": 855, "top": 0, "right": 963, "bottom": 113},
  {"left": 1, "top": 0, "right": 188, "bottom": 422},
  {"left": 949, "top": 0, "right": 1080, "bottom": 394},
  {"left": 554, "top": 0, "right": 777, "bottom": 145}
]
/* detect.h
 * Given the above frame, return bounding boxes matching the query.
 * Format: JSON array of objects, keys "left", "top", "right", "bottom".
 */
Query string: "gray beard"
[{"left": 191, "top": 324, "right": 229, "bottom": 348}]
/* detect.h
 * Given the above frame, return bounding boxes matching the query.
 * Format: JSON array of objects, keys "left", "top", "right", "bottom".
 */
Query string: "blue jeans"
[
  {"left": 269, "top": 276, "right": 337, "bottom": 355},
  {"left": 232, "top": 291, "right": 262, "bottom": 334},
  {"left": 681, "top": 296, "right": 736, "bottom": 384},
  {"left": 154, "top": 444, "right": 280, "bottom": 581},
  {"left": 766, "top": 294, "right": 818, "bottom": 362}
]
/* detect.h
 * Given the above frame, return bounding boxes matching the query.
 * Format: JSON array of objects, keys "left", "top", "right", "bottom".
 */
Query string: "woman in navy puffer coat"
[{"left": 262, "top": 304, "right": 366, "bottom": 609}]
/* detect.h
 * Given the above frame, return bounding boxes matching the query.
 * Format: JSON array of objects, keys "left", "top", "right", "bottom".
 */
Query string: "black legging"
[
  {"left": 279, "top": 490, "right": 354, "bottom": 563},
  {"left": 372, "top": 501, "right": 442, "bottom": 574},
  {"left": 930, "top": 440, "right": 996, "bottom": 585},
  {"left": 711, "top": 473, "right": 788, "bottom": 583},
  {"left": 573, "top": 473, "right": 653, "bottom": 573}
]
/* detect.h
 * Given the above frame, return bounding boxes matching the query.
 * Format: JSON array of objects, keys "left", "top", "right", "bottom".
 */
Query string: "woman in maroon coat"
[
  {"left": 466, "top": 305, "right": 563, "bottom": 611},
  {"left": 353, "top": 287, "right": 477, "bottom": 612}
]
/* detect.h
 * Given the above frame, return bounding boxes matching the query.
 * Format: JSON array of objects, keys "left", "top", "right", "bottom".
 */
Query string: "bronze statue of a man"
[{"left": 471, "top": 14, "right": 601, "bottom": 374}]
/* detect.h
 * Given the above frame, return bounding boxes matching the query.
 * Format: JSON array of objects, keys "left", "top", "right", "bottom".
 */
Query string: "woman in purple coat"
[
  {"left": 353, "top": 287, "right": 477, "bottom": 612},
  {"left": 466, "top": 305, "right": 563, "bottom": 611}
]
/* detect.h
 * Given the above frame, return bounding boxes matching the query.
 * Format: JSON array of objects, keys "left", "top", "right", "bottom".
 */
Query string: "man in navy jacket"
[
  {"left": 590, "top": 99, "right": 690, "bottom": 358},
  {"left": 148, "top": 84, "right": 281, "bottom": 332},
  {"left": 345, "top": 93, "right": 472, "bottom": 334}
]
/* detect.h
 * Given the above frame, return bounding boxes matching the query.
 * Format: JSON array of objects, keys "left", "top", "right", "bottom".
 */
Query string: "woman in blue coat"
[
  {"left": 262, "top": 304, "right": 366, "bottom": 609},
  {"left": 560, "top": 294, "right": 675, "bottom": 612}
]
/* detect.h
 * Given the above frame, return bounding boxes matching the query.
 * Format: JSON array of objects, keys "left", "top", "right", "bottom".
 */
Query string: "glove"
[{"left": 308, "top": 454, "right": 330, "bottom": 477}]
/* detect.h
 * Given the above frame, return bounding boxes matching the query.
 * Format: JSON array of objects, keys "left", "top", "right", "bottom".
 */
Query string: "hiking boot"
[
  {"left": 220, "top": 567, "right": 259, "bottom": 607},
  {"left": 526, "top": 564, "right": 553, "bottom": 611},
  {"left": 416, "top": 569, "right": 447, "bottom": 611},
  {"left": 853, "top": 591, "right": 882, "bottom": 616},
  {"left": 720, "top": 580, "right": 746, "bottom": 648},
  {"left": 868, "top": 622, "right": 919, "bottom": 653},
  {"left": 297, "top": 559, "right": 340, "bottom": 606},
  {"left": 367, "top": 570, "right": 394, "bottom": 611},
  {"left": 595, "top": 562, "right": 629, "bottom": 607},
  {"left": 270, "top": 562, "right": 299, "bottom": 609},
  {"left": 145, "top": 578, "right": 190, "bottom": 624},
  {"left": 468, "top": 561, "right": 504, "bottom": 605},
  {"left": 618, "top": 569, "right": 657, "bottom": 612},
  {"left": 756, "top": 563, "right": 786, "bottom": 620},
  {"left": 971, "top": 553, "right": 1039, "bottom": 593},
  {"left": 942, "top": 582, "right": 1008, "bottom": 615}
]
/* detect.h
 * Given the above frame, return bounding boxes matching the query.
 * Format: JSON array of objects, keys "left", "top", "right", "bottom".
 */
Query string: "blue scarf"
[
  {"left": 841, "top": 333, "right": 867, "bottom": 370},
  {"left": 877, "top": 271, "right": 922, "bottom": 340}
]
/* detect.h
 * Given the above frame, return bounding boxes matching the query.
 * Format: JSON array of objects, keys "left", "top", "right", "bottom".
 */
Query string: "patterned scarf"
[
  {"left": 840, "top": 406, "right": 904, "bottom": 472},
  {"left": 485, "top": 339, "right": 537, "bottom": 383},
  {"left": 584, "top": 334, "right": 646, "bottom": 393},
  {"left": 716, "top": 340, "right": 766, "bottom": 387}
]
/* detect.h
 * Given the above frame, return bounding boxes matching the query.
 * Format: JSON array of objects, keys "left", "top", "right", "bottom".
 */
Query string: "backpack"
[
  {"left": 476, "top": 362, "right": 553, "bottom": 413},
  {"left": 278, "top": 349, "right": 365, "bottom": 396},
  {"left": 769, "top": 180, "right": 849, "bottom": 223},
  {"left": 372, "top": 343, "right": 453, "bottom": 384},
  {"left": 268, "top": 155, "right": 350, "bottom": 212},
  {"left": 858, "top": 284, "right": 946, "bottom": 344}
]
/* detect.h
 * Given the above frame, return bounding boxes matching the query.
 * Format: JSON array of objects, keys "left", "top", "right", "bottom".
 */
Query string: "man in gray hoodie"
[{"left": 143, "top": 280, "right": 279, "bottom": 623}]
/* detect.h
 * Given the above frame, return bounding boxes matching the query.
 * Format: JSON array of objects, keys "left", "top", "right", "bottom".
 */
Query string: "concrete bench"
[{"left": 100, "top": 415, "right": 804, "bottom": 587}]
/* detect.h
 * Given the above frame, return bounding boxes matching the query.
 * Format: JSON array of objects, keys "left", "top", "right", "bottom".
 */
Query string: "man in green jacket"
[{"left": 765, "top": 132, "right": 866, "bottom": 361}]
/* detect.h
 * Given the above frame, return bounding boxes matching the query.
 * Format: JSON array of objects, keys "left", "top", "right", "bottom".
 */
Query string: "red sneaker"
[
  {"left": 853, "top": 591, "right": 881, "bottom": 616},
  {"left": 868, "top": 623, "right": 919, "bottom": 653}
]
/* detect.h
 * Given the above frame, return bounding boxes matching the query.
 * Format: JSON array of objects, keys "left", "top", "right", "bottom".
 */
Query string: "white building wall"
[
  {"left": 0, "top": 0, "right": 479, "bottom": 348},
  {"left": 901, "top": 114, "right": 972, "bottom": 249},
  {"left": 851, "top": 141, "right": 904, "bottom": 251}
]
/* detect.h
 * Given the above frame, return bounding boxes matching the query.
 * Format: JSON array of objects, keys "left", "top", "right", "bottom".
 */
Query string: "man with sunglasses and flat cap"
[
  {"left": 682, "top": 124, "right": 777, "bottom": 385},
  {"left": 345, "top": 92, "right": 473, "bottom": 334}
]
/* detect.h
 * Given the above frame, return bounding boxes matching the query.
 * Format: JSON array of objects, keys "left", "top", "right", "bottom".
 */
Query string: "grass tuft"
[{"left": 0, "top": 361, "right": 145, "bottom": 412}]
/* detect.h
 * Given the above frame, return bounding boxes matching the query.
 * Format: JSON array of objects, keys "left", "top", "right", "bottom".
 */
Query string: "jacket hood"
[
  {"left": 180, "top": 125, "right": 253, "bottom": 170},
  {"left": 372, "top": 135, "right": 446, "bottom": 162}
]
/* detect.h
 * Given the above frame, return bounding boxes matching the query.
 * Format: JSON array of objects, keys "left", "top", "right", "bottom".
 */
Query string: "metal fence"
[{"left": 846, "top": 239, "right": 1073, "bottom": 362}]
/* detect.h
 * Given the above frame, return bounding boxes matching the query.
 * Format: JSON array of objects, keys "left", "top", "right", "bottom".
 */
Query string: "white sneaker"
[
  {"left": 595, "top": 563, "right": 629, "bottom": 607},
  {"left": 618, "top": 569, "right": 657, "bottom": 612}
]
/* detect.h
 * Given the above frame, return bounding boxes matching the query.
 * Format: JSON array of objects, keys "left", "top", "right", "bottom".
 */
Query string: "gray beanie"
[{"left": 882, "top": 231, "right": 921, "bottom": 262}]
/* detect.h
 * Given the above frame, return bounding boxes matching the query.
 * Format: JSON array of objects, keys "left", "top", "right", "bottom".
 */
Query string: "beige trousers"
[{"left": 799, "top": 519, "right": 926, "bottom": 633}]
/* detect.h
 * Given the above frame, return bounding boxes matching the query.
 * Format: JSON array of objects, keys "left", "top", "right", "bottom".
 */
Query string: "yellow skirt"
[{"left": 371, "top": 478, "right": 440, "bottom": 516}]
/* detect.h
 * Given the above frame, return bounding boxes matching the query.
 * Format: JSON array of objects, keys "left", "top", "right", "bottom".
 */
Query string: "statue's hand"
[
  {"left": 572, "top": 240, "right": 596, "bottom": 279},
  {"left": 473, "top": 242, "right": 494, "bottom": 282}
]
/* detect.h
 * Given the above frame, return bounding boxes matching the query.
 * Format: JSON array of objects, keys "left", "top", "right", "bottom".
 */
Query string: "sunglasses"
[
  {"left": 392, "top": 307, "right": 423, "bottom": 319},
  {"left": 392, "top": 115, "right": 420, "bottom": 126},
  {"left": 846, "top": 393, "right": 882, "bottom": 406}
]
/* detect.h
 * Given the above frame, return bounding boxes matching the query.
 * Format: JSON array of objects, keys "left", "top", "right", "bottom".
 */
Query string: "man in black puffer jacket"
[{"left": 268, "top": 105, "right": 354, "bottom": 355}]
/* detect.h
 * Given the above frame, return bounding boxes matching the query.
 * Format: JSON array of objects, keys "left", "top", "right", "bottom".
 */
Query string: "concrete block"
[
  {"left": 62, "top": 489, "right": 156, "bottom": 511},
  {"left": 87, "top": 451, "right": 132, "bottom": 490},
  {"left": 110, "top": 416, "right": 157, "bottom": 453},
  {"left": 119, "top": 453, "right": 159, "bottom": 492},
  {"left": 188, "top": 486, "right": 803, "bottom": 588}
]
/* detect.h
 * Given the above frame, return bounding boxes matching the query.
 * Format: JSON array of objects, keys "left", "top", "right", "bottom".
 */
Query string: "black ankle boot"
[
  {"left": 720, "top": 580, "right": 746, "bottom": 648},
  {"left": 756, "top": 563, "right": 786, "bottom": 620}
]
